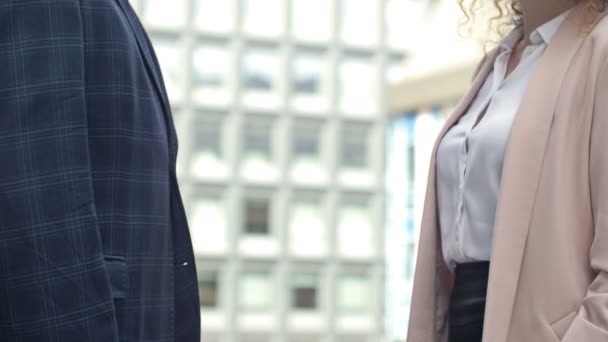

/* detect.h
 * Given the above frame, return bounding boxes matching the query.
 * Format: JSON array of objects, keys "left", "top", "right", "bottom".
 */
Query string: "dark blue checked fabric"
[{"left": 0, "top": 0, "right": 200, "bottom": 341}]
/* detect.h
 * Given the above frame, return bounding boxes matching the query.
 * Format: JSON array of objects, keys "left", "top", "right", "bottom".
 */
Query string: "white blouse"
[{"left": 436, "top": 12, "right": 569, "bottom": 271}]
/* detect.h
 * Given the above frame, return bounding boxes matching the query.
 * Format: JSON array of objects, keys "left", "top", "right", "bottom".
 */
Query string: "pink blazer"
[{"left": 407, "top": 6, "right": 608, "bottom": 342}]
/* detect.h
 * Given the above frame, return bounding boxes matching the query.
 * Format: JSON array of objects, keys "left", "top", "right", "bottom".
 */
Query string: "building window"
[
  {"left": 150, "top": 37, "right": 183, "bottom": 103},
  {"left": 244, "top": 198, "right": 270, "bottom": 235},
  {"left": 340, "top": 0, "right": 378, "bottom": 47},
  {"left": 242, "top": 47, "right": 281, "bottom": 109},
  {"left": 289, "top": 196, "right": 326, "bottom": 256},
  {"left": 338, "top": 274, "right": 371, "bottom": 312},
  {"left": 240, "top": 271, "right": 274, "bottom": 310},
  {"left": 195, "top": 0, "right": 234, "bottom": 33},
  {"left": 189, "top": 194, "right": 228, "bottom": 254},
  {"left": 341, "top": 124, "right": 369, "bottom": 169},
  {"left": 292, "top": 53, "right": 322, "bottom": 95},
  {"left": 244, "top": 120, "right": 272, "bottom": 158},
  {"left": 242, "top": 0, "right": 284, "bottom": 38},
  {"left": 140, "top": 0, "right": 186, "bottom": 29},
  {"left": 192, "top": 44, "right": 231, "bottom": 106},
  {"left": 338, "top": 196, "right": 374, "bottom": 257},
  {"left": 242, "top": 48, "right": 278, "bottom": 92},
  {"left": 194, "top": 115, "right": 223, "bottom": 158},
  {"left": 293, "top": 121, "right": 321, "bottom": 158},
  {"left": 292, "top": 273, "right": 319, "bottom": 310},
  {"left": 291, "top": 52, "right": 329, "bottom": 112},
  {"left": 199, "top": 271, "right": 219, "bottom": 308},
  {"left": 339, "top": 57, "right": 377, "bottom": 115},
  {"left": 292, "top": 0, "right": 332, "bottom": 42}
]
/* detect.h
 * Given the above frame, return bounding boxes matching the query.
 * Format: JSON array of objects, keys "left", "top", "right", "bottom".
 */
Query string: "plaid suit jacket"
[{"left": 0, "top": 0, "right": 200, "bottom": 341}]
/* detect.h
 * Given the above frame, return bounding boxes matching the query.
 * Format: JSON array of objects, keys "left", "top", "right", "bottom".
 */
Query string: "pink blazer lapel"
[
  {"left": 407, "top": 47, "right": 500, "bottom": 342},
  {"left": 431, "top": 49, "right": 500, "bottom": 160},
  {"left": 482, "top": 7, "right": 595, "bottom": 342}
]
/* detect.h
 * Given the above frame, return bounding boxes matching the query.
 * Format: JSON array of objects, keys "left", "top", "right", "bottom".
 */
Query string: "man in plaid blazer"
[{"left": 0, "top": 0, "right": 200, "bottom": 341}]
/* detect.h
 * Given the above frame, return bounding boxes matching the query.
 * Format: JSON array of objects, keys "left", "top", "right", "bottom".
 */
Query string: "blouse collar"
[{"left": 499, "top": 10, "right": 571, "bottom": 51}]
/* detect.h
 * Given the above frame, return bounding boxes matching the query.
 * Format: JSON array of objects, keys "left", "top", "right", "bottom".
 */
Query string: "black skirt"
[{"left": 449, "top": 261, "right": 490, "bottom": 342}]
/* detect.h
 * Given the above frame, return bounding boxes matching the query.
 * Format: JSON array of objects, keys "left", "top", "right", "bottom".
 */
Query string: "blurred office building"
[{"left": 127, "top": 0, "right": 438, "bottom": 341}]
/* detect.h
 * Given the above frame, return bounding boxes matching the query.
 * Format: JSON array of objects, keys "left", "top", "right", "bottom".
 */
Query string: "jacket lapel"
[
  {"left": 433, "top": 49, "right": 500, "bottom": 154},
  {"left": 407, "top": 48, "right": 499, "bottom": 342},
  {"left": 482, "top": 8, "right": 590, "bottom": 342}
]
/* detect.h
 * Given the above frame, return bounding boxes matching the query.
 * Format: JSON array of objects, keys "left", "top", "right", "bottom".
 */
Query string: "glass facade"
[
  {"left": 385, "top": 111, "right": 447, "bottom": 340},
  {"left": 128, "top": 0, "right": 431, "bottom": 340}
]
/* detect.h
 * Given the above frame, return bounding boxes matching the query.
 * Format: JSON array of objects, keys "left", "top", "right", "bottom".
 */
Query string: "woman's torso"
[{"left": 436, "top": 12, "right": 569, "bottom": 270}]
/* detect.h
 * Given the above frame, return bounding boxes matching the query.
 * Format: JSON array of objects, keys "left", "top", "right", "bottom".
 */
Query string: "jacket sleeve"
[
  {"left": 561, "top": 58, "right": 608, "bottom": 341},
  {"left": 0, "top": 2, "right": 119, "bottom": 341}
]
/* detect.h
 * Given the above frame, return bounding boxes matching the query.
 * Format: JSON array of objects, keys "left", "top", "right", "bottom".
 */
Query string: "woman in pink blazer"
[{"left": 406, "top": 1, "right": 608, "bottom": 341}]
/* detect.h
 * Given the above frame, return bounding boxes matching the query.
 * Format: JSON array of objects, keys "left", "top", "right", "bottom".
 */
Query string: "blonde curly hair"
[{"left": 458, "top": 0, "right": 607, "bottom": 37}]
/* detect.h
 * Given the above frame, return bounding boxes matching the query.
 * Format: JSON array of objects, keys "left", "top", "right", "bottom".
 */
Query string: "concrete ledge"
[{"left": 388, "top": 60, "right": 478, "bottom": 115}]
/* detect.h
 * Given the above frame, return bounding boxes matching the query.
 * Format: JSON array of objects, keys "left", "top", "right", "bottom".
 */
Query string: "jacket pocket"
[
  {"left": 550, "top": 311, "right": 577, "bottom": 340},
  {"left": 104, "top": 255, "right": 129, "bottom": 299}
]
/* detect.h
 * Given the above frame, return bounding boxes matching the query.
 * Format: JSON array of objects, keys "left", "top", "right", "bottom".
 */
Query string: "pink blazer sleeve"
[{"left": 562, "top": 57, "right": 608, "bottom": 341}]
